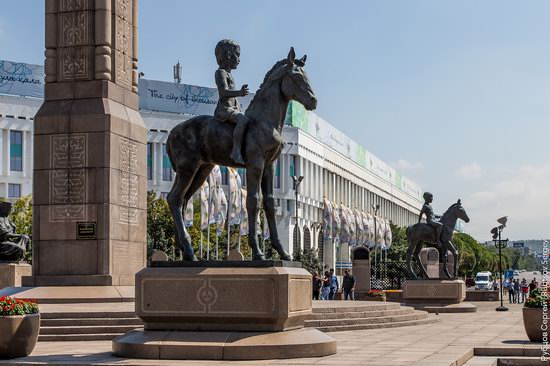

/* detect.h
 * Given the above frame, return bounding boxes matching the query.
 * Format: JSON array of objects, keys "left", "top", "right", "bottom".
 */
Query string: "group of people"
[
  {"left": 312, "top": 269, "right": 356, "bottom": 300},
  {"left": 503, "top": 278, "right": 538, "bottom": 304}
]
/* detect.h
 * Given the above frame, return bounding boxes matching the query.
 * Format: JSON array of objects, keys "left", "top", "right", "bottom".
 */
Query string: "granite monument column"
[{"left": 26, "top": 0, "right": 146, "bottom": 286}]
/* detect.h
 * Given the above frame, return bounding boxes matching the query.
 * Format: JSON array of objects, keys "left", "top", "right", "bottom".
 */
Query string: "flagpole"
[
  {"left": 206, "top": 178, "right": 212, "bottom": 261},
  {"left": 227, "top": 170, "right": 231, "bottom": 260}
]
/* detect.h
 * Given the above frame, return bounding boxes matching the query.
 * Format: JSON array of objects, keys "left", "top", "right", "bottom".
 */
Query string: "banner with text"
[
  {"left": 0, "top": 60, "right": 44, "bottom": 98},
  {"left": 138, "top": 78, "right": 253, "bottom": 116},
  {"left": 285, "top": 101, "right": 422, "bottom": 201}
]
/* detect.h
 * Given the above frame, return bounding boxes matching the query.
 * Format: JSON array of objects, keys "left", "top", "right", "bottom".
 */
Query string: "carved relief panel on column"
[
  {"left": 49, "top": 135, "right": 88, "bottom": 222},
  {"left": 113, "top": 0, "right": 134, "bottom": 89},
  {"left": 55, "top": 0, "right": 95, "bottom": 82},
  {"left": 119, "top": 137, "right": 139, "bottom": 225}
]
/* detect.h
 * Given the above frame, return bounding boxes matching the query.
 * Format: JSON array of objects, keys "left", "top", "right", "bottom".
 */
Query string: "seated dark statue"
[{"left": 0, "top": 202, "right": 29, "bottom": 262}]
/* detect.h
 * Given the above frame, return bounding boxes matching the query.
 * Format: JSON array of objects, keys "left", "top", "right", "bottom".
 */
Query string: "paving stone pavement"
[{"left": 2, "top": 301, "right": 545, "bottom": 366}]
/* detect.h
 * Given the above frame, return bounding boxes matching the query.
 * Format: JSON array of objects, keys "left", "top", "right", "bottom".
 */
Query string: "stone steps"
[
  {"left": 40, "top": 324, "right": 141, "bottom": 335},
  {"left": 41, "top": 317, "right": 143, "bottom": 326},
  {"left": 307, "top": 307, "right": 413, "bottom": 320},
  {"left": 37, "top": 301, "right": 437, "bottom": 341},
  {"left": 305, "top": 311, "right": 428, "bottom": 328},
  {"left": 315, "top": 316, "right": 440, "bottom": 332}
]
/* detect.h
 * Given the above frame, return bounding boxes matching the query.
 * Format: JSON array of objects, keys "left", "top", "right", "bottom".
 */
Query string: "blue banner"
[{"left": 0, "top": 60, "right": 44, "bottom": 98}]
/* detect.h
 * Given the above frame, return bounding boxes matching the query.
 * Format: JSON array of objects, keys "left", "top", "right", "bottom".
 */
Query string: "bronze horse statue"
[
  {"left": 406, "top": 200, "right": 469, "bottom": 278},
  {"left": 166, "top": 48, "right": 317, "bottom": 261}
]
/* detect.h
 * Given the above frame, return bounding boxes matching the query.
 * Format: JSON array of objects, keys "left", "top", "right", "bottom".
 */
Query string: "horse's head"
[
  {"left": 451, "top": 199, "right": 470, "bottom": 223},
  {"left": 280, "top": 48, "right": 317, "bottom": 111}
]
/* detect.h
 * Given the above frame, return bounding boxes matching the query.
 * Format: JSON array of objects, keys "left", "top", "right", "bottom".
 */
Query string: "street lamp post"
[
  {"left": 292, "top": 176, "right": 304, "bottom": 258},
  {"left": 491, "top": 216, "right": 509, "bottom": 312}
]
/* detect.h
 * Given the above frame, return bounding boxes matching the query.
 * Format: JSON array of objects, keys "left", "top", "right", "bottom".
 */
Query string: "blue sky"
[{"left": 1, "top": 1, "right": 549, "bottom": 241}]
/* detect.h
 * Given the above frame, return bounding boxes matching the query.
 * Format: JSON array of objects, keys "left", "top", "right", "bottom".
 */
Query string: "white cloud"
[
  {"left": 465, "top": 161, "right": 550, "bottom": 241},
  {"left": 391, "top": 159, "right": 423, "bottom": 171},
  {"left": 455, "top": 163, "right": 482, "bottom": 180}
]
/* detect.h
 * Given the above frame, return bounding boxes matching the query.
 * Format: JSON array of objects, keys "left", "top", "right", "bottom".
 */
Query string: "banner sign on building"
[
  {"left": 285, "top": 101, "right": 422, "bottom": 200},
  {"left": 138, "top": 79, "right": 253, "bottom": 116},
  {"left": 513, "top": 242, "right": 525, "bottom": 248},
  {"left": 0, "top": 60, "right": 44, "bottom": 98}
]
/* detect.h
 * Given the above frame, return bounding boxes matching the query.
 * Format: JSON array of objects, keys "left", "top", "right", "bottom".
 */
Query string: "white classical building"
[{"left": 0, "top": 59, "right": 423, "bottom": 269}]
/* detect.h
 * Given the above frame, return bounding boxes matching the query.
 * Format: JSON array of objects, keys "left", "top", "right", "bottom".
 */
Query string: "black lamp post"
[
  {"left": 492, "top": 216, "right": 509, "bottom": 312},
  {"left": 292, "top": 176, "right": 304, "bottom": 256}
]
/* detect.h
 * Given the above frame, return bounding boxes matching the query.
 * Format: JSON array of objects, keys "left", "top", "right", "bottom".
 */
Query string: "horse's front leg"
[
  {"left": 246, "top": 159, "right": 265, "bottom": 260},
  {"left": 446, "top": 240, "right": 459, "bottom": 278},
  {"left": 405, "top": 240, "right": 417, "bottom": 279},
  {"left": 414, "top": 243, "right": 428, "bottom": 278},
  {"left": 441, "top": 245, "right": 452, "bottom": 278},
  {"left": 262, "top": 163, "right": 291, "bottom": 261}
]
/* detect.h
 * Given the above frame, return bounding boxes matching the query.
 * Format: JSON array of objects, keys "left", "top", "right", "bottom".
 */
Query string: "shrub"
[{"left": 524, "top": 288, "right": 550, "bottom": 308}]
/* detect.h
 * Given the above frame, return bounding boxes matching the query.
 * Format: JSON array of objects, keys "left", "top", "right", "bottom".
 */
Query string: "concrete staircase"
[
  {"left": 38, "top": 301, "right": 438, "bottom": 341},
  {"left": 306, "top": 301, "right": 439, "bottom": 332}
]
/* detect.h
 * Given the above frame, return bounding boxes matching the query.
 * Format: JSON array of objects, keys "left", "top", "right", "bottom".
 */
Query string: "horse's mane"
[{"left": 247, "top": 59, "right": 288, "bottom": 110}]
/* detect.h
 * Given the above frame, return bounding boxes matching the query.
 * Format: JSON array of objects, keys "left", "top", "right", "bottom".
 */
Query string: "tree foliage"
[
  {"left": 146, "top": 191, "right": 258, "bottom": 261},
  {"left": 0, "top": 195, "right": 33, "bottom": 262},
  {"left": 293, "top": 248, "right": 323, "bottom": 275}
]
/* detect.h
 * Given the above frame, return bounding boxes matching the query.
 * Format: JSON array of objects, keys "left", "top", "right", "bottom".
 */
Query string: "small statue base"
[
  {"left": 113, "top": 327, "right": 336, "bottom": 360},
  {"left": 0, "top": 262, "right": 31, "bottom": 288},
  {"left": 113, "top": 261, "right": 336, "bottom": 360},
  {"left": 403, "top": 279, "right": 477, "bottom": 313}
]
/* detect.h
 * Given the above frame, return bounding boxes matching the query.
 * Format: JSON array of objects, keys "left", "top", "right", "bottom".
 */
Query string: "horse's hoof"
[
  {"left": 183, "top": 253, "right": 198, "bottom": 261},
  {"left": 252, "top": 254, "right": 266, "bottom": 261},
  {"left": 280, "top": 253, "right": 292, "bottom": 261}
]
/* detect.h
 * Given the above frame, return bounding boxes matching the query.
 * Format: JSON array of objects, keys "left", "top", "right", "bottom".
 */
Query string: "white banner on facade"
[
  {"left": 0, "top": 60, "right": 44, "bottom": 98},
  {"left": 285, "top": 101, "right": 423, "bottom": 201},
  {"left": 138, "top": 79, "right": 253, "bottom": 116}
]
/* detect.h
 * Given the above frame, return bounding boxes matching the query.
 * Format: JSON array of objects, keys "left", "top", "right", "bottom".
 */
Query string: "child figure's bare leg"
[{"left": 230, "top": 114, "right": 248, "bottom": 164}]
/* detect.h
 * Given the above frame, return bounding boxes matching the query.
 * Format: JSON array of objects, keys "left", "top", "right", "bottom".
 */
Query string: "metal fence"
[{"left": 370, "top": 261, "right": 421, "bottom": 290}]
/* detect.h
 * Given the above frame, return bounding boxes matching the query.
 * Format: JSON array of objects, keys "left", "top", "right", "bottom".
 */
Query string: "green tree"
[
  {"left": 386, "top": 224, "right": 409, "bottom": 262},
  {"left": 0, "top": 195, "right": 33, "bottom": 262},
  {"left": 293, "top": 248, "right": 323, "bottom": 275}
]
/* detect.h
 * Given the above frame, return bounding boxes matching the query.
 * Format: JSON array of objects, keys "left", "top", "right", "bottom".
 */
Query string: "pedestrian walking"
[
  {"left": 513, "top": 279, "right": 520, "bottom": 303},
  {"left": 521, "top": 278, "right": 528, "bottom": 303},
  {"left": 329, "top": 268, "right": 339, "bottom": 300},
  {"left": 507, "top": 279, "right": 515, "bottom": 303},
  {"left": 321, "top": 271, "right": 331, "bottom": 300},
  {"left": 312, "top": 272, "right": 322, "bottom": 300},
  {"left": 342, "top": 269, "right": 355, "bottom": 301}
]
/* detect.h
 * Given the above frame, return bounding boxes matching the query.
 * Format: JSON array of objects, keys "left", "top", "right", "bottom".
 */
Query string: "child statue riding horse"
[
  {"left": 406, "top": 192, "right": 470, "bottom": 278},
  {"left": 166, "top": 40, "right": 317, "bottom": 261}
]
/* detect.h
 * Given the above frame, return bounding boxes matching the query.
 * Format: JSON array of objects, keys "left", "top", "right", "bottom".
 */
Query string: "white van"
[{"left": 475, "top": 271, "right": 494, "bottom": 290}]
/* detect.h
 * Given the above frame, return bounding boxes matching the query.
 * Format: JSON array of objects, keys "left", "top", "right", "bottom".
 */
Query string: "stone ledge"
[{"left": 112, "top": 328, "right": 337, "bottom": 360}]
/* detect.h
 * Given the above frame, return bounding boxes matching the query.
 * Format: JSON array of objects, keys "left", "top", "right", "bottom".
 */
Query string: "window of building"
[
  {"left": 9, "top": 131, "right": 23, "bottom": 172},
  {"left": 8, "top": 183, "right": 21, "bottom": 198},
  {"left": 220, "top": 166, "right": 228, "bottom": 185},
  {"left": 147, "top": 143, "right": 153, "bottom": 180},
  {"left": 274, "top": 159, "right": 281, "bottom": 188},
  {"left": 289, "top": 155, "right": 296, "bottom": 177},
  {"left": 162, "top": 144, "right": 172, "bottom": 181},
  {"left": 238, "top": 168, "right": 246, "bottom": 186}
]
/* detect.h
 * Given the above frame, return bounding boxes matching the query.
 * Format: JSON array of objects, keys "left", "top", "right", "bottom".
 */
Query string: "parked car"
[
  {"left": 475, "top": 271, "right": 494, "bottom": 290},
  {"left": 514, "top": 270, "right": 520, "bottom": 277}
]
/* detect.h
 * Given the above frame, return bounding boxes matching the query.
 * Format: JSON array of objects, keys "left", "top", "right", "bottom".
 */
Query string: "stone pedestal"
[
  {"left": 419, "top": 248, "right": 439, "bottom": 278},
  {"left": 24, "top": 0, "right": 146, "bottom": 287},
  {"left": 352, "top": 247, "right": 370, "bottom": 300},
  {"left": 113, "top": 261, "right": 337, "bottom": 360},
  {"left": 0, "top": 263, "right": 32, "bottom": 289},
  {"left": 352, "top": 259, "right": 370, "bottom": 300},
  {"left": 403, "top": 279, "right": 477, "bottom": 313}
]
